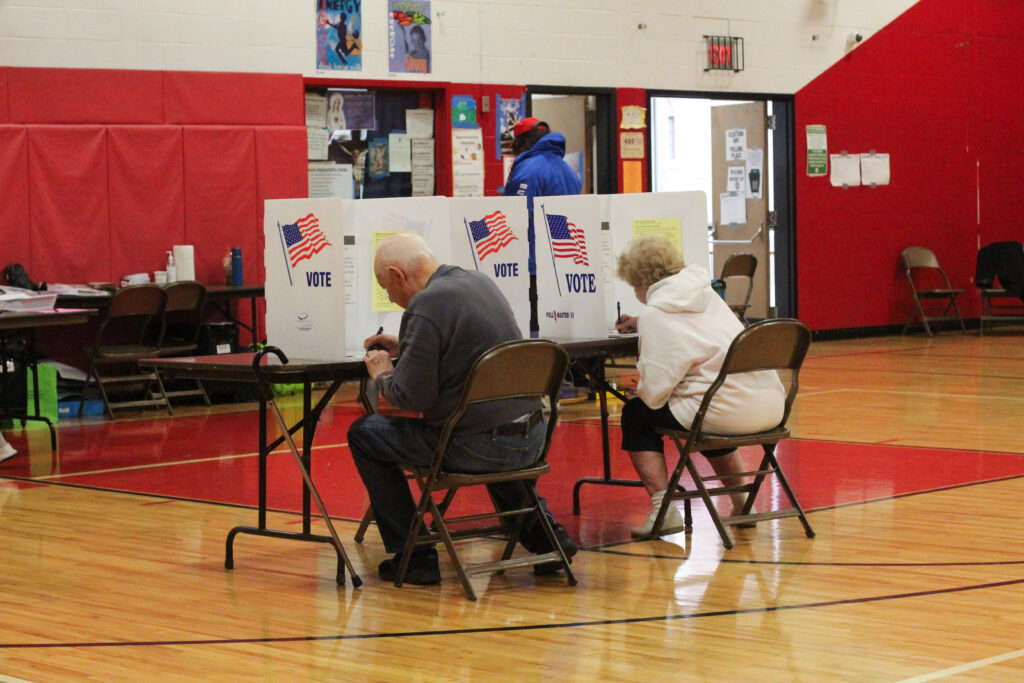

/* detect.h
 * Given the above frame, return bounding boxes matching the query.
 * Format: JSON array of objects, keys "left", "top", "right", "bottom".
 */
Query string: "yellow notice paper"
[
  {"left": 632, "top": 218, "right": 682, "bottom": 255},
  {"left": 371, "top": 232, "right": 404, "bottom": 312}
]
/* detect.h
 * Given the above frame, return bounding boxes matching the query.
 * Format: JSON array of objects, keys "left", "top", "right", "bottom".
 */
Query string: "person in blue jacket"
[{"left": 502, "top": 117, "right": 582, "bottom": 331}]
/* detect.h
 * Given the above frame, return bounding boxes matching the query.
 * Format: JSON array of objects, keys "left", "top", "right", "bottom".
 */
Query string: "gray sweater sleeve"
[{"left": 376, "top": 311, "right": 441, "bottom": 413}]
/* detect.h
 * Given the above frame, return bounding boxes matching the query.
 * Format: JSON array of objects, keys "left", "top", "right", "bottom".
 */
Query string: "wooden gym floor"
[{"left": 1, "top": 330, "right": 1023, "bottom": 681}]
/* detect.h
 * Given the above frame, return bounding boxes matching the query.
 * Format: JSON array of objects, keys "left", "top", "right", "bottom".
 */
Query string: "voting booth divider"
[{"left": 264, "top": 191, "right": 707, "bottom": 360}]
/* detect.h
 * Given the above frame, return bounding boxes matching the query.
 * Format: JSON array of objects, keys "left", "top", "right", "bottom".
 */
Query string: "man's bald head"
[{"left": 373, "top": 233, "right": 440, "bottom": 309}]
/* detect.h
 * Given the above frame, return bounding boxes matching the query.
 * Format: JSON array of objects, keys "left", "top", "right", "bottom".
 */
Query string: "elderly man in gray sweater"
[{"left": 348, "top": 233, "right": 576, "bottom": 585}]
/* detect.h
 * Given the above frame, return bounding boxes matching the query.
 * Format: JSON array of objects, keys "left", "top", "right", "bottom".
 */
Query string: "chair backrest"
[
  {"left": 902, "top": 246, "right": 953, "bottom": 291},
  {"left": 689, "top": 318, "right": 811, "bottom": 438},
  {"left": 95, "top": 285, "right": 167, "bottom": 349},
  {"left": 719, "top": 253, "right": 757, "bottom": 317},
  {"left": 720, "top": 252, "right": 757, "bottom": 279},
  {"left": 161, "top": 282, "right": 207, "bottom": 348},
  {"left": 434, "top": 340, "right": 570, "bottom": 470}
]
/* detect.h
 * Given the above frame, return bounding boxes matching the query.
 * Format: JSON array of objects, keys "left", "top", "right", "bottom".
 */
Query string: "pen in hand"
[
  {"left": 616, "top": 301, "right": 622, "bottom": 325},
  {"left": 367, "top": 326, "right": 386, "bottom": 351}
]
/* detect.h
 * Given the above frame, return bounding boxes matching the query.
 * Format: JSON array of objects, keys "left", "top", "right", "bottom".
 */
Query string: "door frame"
[
  {"left": 526, "top": 85, "right": 618, "bottom": 195},
  {"left": 646, "top": 89, "right": 797, "bottom": 319}
]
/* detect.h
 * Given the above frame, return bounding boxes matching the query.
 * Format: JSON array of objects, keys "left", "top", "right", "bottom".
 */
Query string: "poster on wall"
[
  {"left": 806, "top": 124, "right": 828, "bottom": 176},
  {"left": 388, "top": 1, "right": 431, "bottom": 74},
  {"left": 308, "top": 162, "right": 354, "bottom": 199},
  {"left": 496, "top": 94, "right": 525, "bottom": 159},
  {"left": 369, "top": 138, "right": 389, "bottom": 180},
  {"left": 451, "top": 95, "right": 478, "bottom": 129},
  {"left": 316, "top": 2, "right": 363, "bottom": 72},
  {"left": 452, "top": 128, "right": 484, "bottom": 197},
  {"left": 305, "top": 92, "right": 327, "bottom": 127},
  {"left": 339, "top": 92, "right": 376, "bottom": 131}
]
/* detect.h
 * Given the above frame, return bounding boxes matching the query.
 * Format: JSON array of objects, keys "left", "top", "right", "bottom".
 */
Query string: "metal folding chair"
[
  {"left": 648, "top": 319, "right": 815, "bottom": 549},
  {"left": 80, "top": 284, "right": 172, "bottom": 419},
  {"left": 156, "top": 281, "right": 211, "bottom": 405},
  {"left": 719, "top": 252, "right": 757, "bottom": 324},
  {"left": 393, "top": 339, "right": 575, "bottom": 600},
  {"left": 900, "top": 246, "right": 966, "bottom": 336}
]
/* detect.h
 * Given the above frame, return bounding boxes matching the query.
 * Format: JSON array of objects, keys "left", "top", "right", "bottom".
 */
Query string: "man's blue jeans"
[{"left": 348, "top": 413, "right": 551, "bottom": 554}]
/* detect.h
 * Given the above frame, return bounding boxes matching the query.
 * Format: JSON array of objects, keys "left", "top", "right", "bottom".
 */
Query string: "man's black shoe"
[
  {"left": 378, "top": 548, "right": 441, "bottom": 585},
  {"left": 532, "top": 523, "right": 578, "bottom": 576}
]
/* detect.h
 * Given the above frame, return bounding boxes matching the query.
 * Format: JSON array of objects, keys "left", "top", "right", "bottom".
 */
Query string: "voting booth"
[
  {"left": 448, "top": 197, "right": 531, "bottom": 334},
  {"left": 265, "top": 191, "right": 710, "bottom": 357},
  {"left": 264, "top": 198, "right": 348, "bottom": 361}
]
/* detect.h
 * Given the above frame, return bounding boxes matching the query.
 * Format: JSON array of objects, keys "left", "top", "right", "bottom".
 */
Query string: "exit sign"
[{"left": 704, "top": 35, "right": 744, "bottom": 72}]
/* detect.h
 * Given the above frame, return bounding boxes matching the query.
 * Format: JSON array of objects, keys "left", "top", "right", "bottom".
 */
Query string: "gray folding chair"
[
  {"left": 900, "top": 246, "right": 966, "bottom": 336},
  {"left": 647, "top": 319, "right": 815, "bottom": 549}
]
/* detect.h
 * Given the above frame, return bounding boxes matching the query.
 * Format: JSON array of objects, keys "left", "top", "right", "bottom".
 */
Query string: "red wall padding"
[
  {"left": 0, "top": 69, "right": 9, "bottom": 122},
  {"left": 182, "top": 127, "right": 258, "bottom": 285},
  {"left": 163, "top": 71, "right": 304, "bottom": 125},
  {"left": 0, "top": 127, "right": 30, "bottom": 266},
  {"left": 8, "top": 67, "right": 164, "bottom": 124},
  {"left": 28, "top": 126, "right": 111, "bottom": 283},
  {"left": 794, "top": 0, "right": 1024, "bottom": 330},
  {"left": 107, "top": 126, "right": 186, "bottom": 278},
  {"left": 254, "top": 126, "right": 309, "bottom": 280}
]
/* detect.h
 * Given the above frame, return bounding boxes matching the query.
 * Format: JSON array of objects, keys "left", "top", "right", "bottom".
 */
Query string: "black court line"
[{"left": 2, "top": 577, "right": 1022, "bottom": 650}]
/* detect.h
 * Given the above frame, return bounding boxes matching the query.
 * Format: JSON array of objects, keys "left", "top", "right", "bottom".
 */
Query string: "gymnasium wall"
[
  {"left": 0, "top": 1, "right": 915, "bottom": 94},
  {"left": 794, "top": 0, "right": 1024, "bottom": 330}
]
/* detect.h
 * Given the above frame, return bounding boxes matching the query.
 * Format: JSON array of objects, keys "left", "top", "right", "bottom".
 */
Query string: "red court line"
[{"left": 8, "top": 409, "right": 1024, "bottom": 547}]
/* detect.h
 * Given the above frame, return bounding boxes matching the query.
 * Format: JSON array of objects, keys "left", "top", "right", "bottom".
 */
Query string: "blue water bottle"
[{"left": 231, "top": 247, "right": 243, "bottom": 286}]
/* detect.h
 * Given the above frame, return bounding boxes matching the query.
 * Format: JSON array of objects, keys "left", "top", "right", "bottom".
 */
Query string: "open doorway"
[
  {"left": 649, "top": 94, "right": 795, "bottom": 319},
  {"left": 526, "top": 86, "right": 617, "bottom": 196}
]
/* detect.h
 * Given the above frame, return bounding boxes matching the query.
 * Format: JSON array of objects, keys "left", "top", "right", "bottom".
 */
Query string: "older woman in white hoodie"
[{"left": 615, "top": 236, "right": 785, "bottom": 537}]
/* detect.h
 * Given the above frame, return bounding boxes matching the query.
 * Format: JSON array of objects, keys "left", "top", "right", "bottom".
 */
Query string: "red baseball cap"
[{"left": 513, "top": 117, "right": 548, "bottom": 139}]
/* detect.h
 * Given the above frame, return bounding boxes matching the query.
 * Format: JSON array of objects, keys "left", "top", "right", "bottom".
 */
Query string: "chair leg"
[
  {"left": 354, "top": 506, "right": 374, "bottom": 543},
  {"left": 149, "top": 367, "right": 173, "bottom": 416},
  {"left": 685, "top": 458, "right": 734, "bottom": 548},
  {"left": 427, "top": 496, "right": 476, "bottom": 600},
  {"left": 525, "top": 484, "right": 576, "bottom": 585},
  {"left": 763, "top": 448, "right": 815, "bottom": 538}
]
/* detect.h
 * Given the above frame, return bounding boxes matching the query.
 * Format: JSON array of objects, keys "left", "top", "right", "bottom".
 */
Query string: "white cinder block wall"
[{"left": 0, "top": 0, "right": 917, "bottom": 93}]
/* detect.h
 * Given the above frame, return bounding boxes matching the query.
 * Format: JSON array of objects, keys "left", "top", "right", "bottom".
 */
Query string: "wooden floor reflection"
[{"left": 2, "top": 330, "right": 1024, "bottom": 680}]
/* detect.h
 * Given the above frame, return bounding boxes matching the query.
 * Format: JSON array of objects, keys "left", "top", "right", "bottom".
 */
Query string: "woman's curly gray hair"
[{"left": 616, "top": 235, "right": 685, "bottom": 288}]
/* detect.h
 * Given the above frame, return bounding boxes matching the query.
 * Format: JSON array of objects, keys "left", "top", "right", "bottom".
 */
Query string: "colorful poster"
[
  {"left": 369, "top": 138, "right": 389, "bottom": 180},
  {"left": 388, "top": 1, "right": 431, "bottom": 74},
  {"left": 316, "top": 2, "right": 363, "bottom": 72},
  {"left": 496, "top": 94, "right": 525, "bottom": 159},
  {"left": 451, "top": 95, "right": 477, "bottom": 129}
]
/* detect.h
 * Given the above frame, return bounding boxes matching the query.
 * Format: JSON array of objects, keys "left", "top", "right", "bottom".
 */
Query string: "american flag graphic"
[
  {"left": 282, "top": 213, "right": 332, "bottom": 267},
  {"left": 468, "top": 210, "right": 518, "bottom": 261},
  {"left": 545, "top": 213, "right": 589, "bottom": 266}
]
